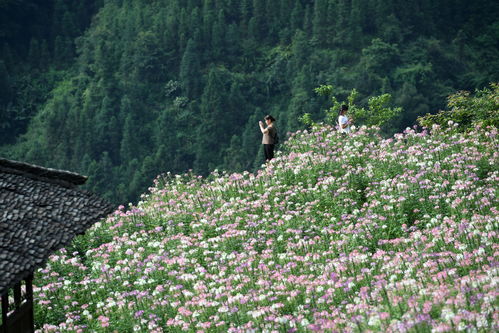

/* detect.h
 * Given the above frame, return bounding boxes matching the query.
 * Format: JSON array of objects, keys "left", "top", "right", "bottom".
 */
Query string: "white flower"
[
  {"left": 135, "top": 278, "right": 147, "bottom": 286},
  {"left": 218, "top": 306, "right": 229, "bottom": 313},
  {"left": 476, "top": 315, "right": 487, "bottom": 328},
  {"left": 250, "top": 310, "right": 263, "bottom": 319},
  {"left": 441, "top": 307, "right": 454, "bottom": 321},
  {"left": 368, "top": 314, "right": 380, "bottom": 327}
]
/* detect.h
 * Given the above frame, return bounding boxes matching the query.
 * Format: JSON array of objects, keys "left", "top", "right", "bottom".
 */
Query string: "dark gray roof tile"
[{"left": 0, "top": 159, "right": 114, "bottom": 295}]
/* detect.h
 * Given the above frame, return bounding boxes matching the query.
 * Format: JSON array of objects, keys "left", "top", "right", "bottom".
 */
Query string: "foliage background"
[{"left": 1, "top": 0, "right": 498, "bottom": 204}]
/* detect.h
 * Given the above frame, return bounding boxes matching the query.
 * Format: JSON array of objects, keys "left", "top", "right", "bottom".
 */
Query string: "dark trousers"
[{"left": 264, "top": 144, "right": 275, "bottom": 161}]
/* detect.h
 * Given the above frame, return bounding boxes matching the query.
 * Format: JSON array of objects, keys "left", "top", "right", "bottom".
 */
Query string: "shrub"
[
  {"left": 311, "top": 85, "right": 403, "bottom": 128},
  {"left": 418, "top": 82, "right": 499, "bottom": 130}
]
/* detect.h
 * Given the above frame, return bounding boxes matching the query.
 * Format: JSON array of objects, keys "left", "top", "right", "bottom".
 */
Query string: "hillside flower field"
[{"left": 32, "top": 124, "right": 497, "bottom": 332}]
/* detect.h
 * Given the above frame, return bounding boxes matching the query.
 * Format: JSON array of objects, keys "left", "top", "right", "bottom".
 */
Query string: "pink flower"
[
  {"left": 178, "top": 306, "right": 192, "bottom": 316},
  {"left": 98, "top": 315, "right": 109, "bottom": 328},
  {"left": 200, "top": 322, "right": 212, "bottom": 328},
  {"left": 379, "top": 312, "right": 390, "bottom": 320}
]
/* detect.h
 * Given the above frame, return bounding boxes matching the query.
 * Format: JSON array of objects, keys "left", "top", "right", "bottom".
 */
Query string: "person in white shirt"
[{"left": 338, "top": 105, "right": 351, "bottom": 134}]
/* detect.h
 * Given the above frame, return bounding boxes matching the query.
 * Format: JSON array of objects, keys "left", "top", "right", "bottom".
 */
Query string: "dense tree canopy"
[{"left": 1, "top": 0, "right": 498, "bottom": 204}]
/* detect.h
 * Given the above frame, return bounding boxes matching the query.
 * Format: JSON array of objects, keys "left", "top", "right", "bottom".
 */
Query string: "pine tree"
[
  {"left": 93, "top": 95, "right": 117, "bottom": 159},
  {"left": 312, "top": 0, "right": 329, "bottom": 46},
  {"left": 228, "top": 81, "right": 246, "bottom": 125},
  {"left": 61, "top": 11, "right": 78, "bottom": 38},
  {"left": 1, "top": 43, "right": 14, "bottom": 68},
  {"left": 291, "top": 29, "right": 309, "bottom": 70},
  {"left": 202, "top": 0, "right": 215, "bottom": 51},
  {"left": 140, "top": 154, "right": 158, "bottom": 193},
  {"left": 179, "top": 38, "right": 202, "bottom": 99},
  {"left": 52, "top": 0, "right": 69, "bottom": 41},
  {"left": 39, "top": 39, "right": 50, "bottom": 68},
  {"left": 222, "top": 135, "right": 244, "bottom": 171},
  {"left": 0, "top": 61, "right": 11, "bottom": 105},
  {"left": 374, "top": 0, "right": 394, "bottom": 29},
  {"left": 252, "top": 0, "right": 267, "bottom": 40},
  {"left": 225, "top": 23, "right": 241, "bottom": 60},
  {"left": 120, "top": 112, "right": 139, "bottom": 162},
  {"left": 279, "top": 0, "right": 293, "bottom": 26},
  {"left": 240, "top": 0, "right": 252, "bottom": 37},
  {"left": 290, "top": 0, "right": 304, "bottom": 32},
  {"left": 153, "top": 107, "right": 177, "bottom": 171},
  {"left": 287, "top": 66, "right": 313, "bottom": 132},
  {"left": 28, "top": 38, "right": 41, "bottom": 68},
  {"left": 153, "top": 144, "right": 173, "bottom": 176},
  {"left": 266, "top": 0, "right": 281, "bottom": 42},
  {"left": 133, "top": 30, "right": 163, "bottom": 82},
  {"left": 211, "top": 10, "right": 226, "bottom": 59},
  {"left": 54, "top": 35, "right": 72, "bottom": 65},
  {"left": 362, "top": 38, "right": 400, "bottom": 75},
  {"left": 226, "top": 0, "right": 240, "bottom": 23},
  {"left": 395, "top": 81, "right": 430, "bottom": 129},
  {"left": 119, "top": 96, "right": 137, "bottom": 163},
  {"left": 94, "top": 152, "right": 114, "bottom": 201},
  {"left": 350, "top": 0, "right": 364, "bottom": 44},
  {"left": 303, "top": 5, "right": 313, "bottom": 36},
  {"left": 193, "top": 66, "right": 229, "bottom": 173},
  {"left": 0, "top": 61, "right": 12, "bottom": 143}
]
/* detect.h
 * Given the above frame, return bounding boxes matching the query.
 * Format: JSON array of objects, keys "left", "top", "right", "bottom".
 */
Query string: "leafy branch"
[{"left": 303, "top": 85, "right": 402, "bottom": 128}]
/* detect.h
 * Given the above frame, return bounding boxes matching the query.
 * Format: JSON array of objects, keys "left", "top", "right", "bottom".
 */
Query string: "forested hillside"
[
  {"left": 0, "top": 0, "right": 102, "bottom": 142},
  {"left": 1, "top": 0, "right": 498, "bottom": 204}
]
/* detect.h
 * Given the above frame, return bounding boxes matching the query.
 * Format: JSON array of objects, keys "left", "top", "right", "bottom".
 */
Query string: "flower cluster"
[{"left": 31, "top": 124, "right": 498, "bottom": 332}]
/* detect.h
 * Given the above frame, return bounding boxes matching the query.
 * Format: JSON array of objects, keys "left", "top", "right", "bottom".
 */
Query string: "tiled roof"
[{"left": 0, "top": 158, "right": 114, "bottom": 295}]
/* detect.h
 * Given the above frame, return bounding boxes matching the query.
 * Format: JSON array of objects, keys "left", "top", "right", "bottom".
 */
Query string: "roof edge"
[{"left": 0, "top": 158, "right": 87, "bottom": 186}]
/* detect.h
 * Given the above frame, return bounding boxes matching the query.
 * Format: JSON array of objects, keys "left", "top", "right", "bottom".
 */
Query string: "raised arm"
[{"left": 259, "top": 121, "right": 269, "bottom": 134}]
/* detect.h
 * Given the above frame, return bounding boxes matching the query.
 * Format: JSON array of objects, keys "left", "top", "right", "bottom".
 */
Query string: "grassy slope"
[{"left": 33, "top": 124, "right": 498, "bottom": 332}]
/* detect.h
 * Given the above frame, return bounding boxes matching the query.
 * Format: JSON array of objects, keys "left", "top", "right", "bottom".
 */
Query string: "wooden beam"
[
  {"left": 1, "top": 300, "right": 34, "bottom": 333},
  {"left": 0, "top": 276, "right": 35, "bottom": 333},
  {"left": 13, "top": 283, "right": 21, "bottom": 309},
  {"left": 25, "top": 276, "right": 33, "bottom": 301},
  {"left": 1, "top": 292, "right": 8, "bottom": 333},
  {"left": 25, "top": 275, "right": 34, "bottom": 333}
]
